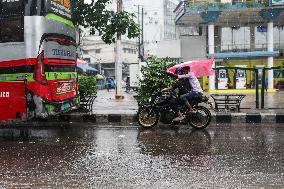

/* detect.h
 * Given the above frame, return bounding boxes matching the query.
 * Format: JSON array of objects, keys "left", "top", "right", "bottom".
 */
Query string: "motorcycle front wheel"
[
  {"left": 137, "top": 107, "right": 159, "bottom": 128},
  {"left": 188, "top": 106, "right": 211, "bottom": 129}
]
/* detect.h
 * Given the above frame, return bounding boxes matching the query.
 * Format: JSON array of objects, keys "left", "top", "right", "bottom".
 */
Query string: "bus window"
[
  {"left": 45, "top": 65, "right": 76, "bottom": 72},
  {"left": 0, "top": 0, "right": 23, "bottom": 15},
  {"left": 0, "top": 0, "right": 24, "bottom": 43},
  {"left": 0, "top": 17, "right": 23, "bottom": 42}
]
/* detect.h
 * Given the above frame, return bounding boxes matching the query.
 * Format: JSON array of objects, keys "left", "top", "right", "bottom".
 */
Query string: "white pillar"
[
  {"left": 115, "top": 0, "right": 123, "bottom": 99},
  {"left": 208, "top": 24, "right": 215, "bottom": 91},
  {"left": 267, "top": 21, "right": 274, "bottom": 90},
  {"left": 115, "top": 38, "right": 123, "bottom": 98}
]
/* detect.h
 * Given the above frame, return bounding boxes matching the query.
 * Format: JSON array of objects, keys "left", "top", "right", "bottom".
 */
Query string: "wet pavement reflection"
[{"left": 0, "top": 125, "right": 283, "bottom": 188}]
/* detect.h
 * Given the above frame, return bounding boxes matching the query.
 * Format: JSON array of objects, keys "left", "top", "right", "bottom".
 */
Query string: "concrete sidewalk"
[
  {"left": 93, "top": 89, "right": 138, "bottom": 115},
  {"left": 42, "top": 89, "right": 283, "bottom": 125},
  {"left": 81, "top": 89, "right": 284, "bottom": 125},
  {"left": 2, "top": 89, "right": 283, "bottom": 126},
  {"left": 92, "top": 89, "right": 284, "bottom": 113}
]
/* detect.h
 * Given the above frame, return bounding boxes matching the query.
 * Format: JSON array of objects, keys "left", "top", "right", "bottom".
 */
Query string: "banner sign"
[
  {"left": 46, "top": 0, "right": 72, "bottom": 19},
  {"left": 270, "top": 0, "right": 284, "bottom": 6},
  {"left": 175, "top": 1, "right": 186, "bottom": 21},
  {"left": 45, "top": 41, "right": 76, "bottom": 60}
]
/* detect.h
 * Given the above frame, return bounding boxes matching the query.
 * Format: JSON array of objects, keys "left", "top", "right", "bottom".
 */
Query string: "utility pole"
[
  {"left": 137, "top": 5, "right": 144, "bottom": 61},
  {"left": 141, "top": 7, "right": 144, "bottom": 61},
  {"left": 115, "top": 0, "right": 123, "bottom": 99},
  {"left": 138, "top": 5, "right": 141, "bottom": 61}
]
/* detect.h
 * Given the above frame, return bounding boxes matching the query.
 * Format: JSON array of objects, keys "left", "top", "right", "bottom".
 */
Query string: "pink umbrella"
[{"left": 167, "top": 56, "right": 215, "bottom": 78}]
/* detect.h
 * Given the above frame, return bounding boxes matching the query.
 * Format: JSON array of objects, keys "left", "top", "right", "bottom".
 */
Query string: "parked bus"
[{"left": 0, "top": 0, "right": 79, "bottom": 121}]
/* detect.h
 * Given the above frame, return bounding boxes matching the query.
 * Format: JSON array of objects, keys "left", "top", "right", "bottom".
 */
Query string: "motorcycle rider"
[
  {"left": 161, "top": 67, "right": 190, "bottom": 121},
  {"left": 162, "top": 66, "right": 203, "bottom": 122}
]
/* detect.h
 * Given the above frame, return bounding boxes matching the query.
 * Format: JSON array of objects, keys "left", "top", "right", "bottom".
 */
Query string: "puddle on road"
[{"left": 0, "top": 126, "right": 283, "bottom": 188}]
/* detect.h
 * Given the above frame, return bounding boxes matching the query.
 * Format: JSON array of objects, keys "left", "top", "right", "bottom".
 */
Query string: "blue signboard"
[{"left": 257, "top": 26, "right": 267, "bottom": 32}]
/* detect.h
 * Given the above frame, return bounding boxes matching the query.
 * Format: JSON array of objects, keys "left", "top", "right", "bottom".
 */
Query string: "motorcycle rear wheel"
[
  {"left": 137, "top": 107, "right": 159, "bottom": 128},
  {"left": 188, "top": 106, "right": 211, "bottom": 129}
]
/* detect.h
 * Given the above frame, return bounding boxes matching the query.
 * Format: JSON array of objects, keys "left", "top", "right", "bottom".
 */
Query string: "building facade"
[
  {"left": 175, "top": 0, "right": 284, "bottom": 91},
  {"left": 122, "top": 0, "right": 179, "bottom": 56},
  {"left": 81, "top": 36, "right": 138, "bottom": 78},
  {"left": 81, "top": 0, "right": 179, "bottom": 81}
]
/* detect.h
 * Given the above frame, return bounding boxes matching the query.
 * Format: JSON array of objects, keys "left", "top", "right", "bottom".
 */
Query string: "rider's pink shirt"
[{"left": 178, "top": 72, "right": 203, "bottom": 93}]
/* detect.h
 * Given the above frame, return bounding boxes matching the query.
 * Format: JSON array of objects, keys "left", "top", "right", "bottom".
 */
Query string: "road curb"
[
  {"left": 276, "top": 113, "right": 284, "bottom": 123},
  {"left": 1, "top": 112, "right": 283, "bottom": 126},
  {"left": 62, "top": 112, "right": 284, "bottom": 124}
]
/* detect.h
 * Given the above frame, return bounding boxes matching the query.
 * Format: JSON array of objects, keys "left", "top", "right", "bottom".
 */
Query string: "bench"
[
  {"left": 125, "top": 85, "right": 139, "bottom": 92},
  {"left": 80, "top": 93, "right": 97, "bottom": 113},
  {"left": 210, "top": 94, "right": 246, "bottom": 112},
  {"left": 276, "top": 81, "right": 284, "bottom": 90}
]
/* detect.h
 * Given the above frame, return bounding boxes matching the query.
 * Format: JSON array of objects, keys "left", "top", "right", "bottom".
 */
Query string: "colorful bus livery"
[
  {"left": 0, "top": 0, "right": 79, "bottom": 121},
  {"left": 0, "top": 92, "right": 10, "bottom": 98}
]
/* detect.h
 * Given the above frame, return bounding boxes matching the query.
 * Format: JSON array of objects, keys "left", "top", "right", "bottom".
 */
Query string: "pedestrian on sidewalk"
[
  {"left": 125, "top": 76, "right": 130, "bottom": 92},
  {"left": 106, "top": 77, "right": 111, "bottom": 92}
]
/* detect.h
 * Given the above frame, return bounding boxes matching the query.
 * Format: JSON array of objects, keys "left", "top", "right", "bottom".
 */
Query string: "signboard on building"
[
  {"left": 257, "top": 26, "right": 267, "bottom": 32},
  {"left": 174, "top": 1, "right": 186, "bottom": 21},
  {"left": 270, "top": 0, "right": 284, "bottom": 6},
  {"left": 46, "top": 0, "right": 72, "bottom": 19}
]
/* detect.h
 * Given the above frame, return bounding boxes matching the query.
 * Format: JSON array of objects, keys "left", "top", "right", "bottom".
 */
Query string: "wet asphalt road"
[{"left": 0, "top": 124, "right": 284, "bottom": 188}]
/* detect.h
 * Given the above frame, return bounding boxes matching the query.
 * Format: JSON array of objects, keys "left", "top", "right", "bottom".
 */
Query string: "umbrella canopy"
[
  {"left": 167, "top": 56, "right": 215, "bottom": 78},
  {"left": 77, "top": 59, "right": 86, "bottom": 64},
  {"left": 77, "top": 64, "right": 98, "bottom": 72},
  {"left": 95, "top": 74, "right": 104, "bottom": 80}
]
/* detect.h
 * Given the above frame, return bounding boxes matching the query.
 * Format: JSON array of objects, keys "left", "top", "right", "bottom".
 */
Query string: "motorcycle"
[{"left": 137, "top": 91, "right": 212, "bottom": 129}]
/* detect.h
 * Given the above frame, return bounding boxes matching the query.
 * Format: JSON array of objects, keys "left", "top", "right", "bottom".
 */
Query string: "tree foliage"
[
  {"left": 71, "top": 0, "right": 140, "bottom": 44},
  {"left": 136, "top": 56, "right": 177, "bottom": 103}
]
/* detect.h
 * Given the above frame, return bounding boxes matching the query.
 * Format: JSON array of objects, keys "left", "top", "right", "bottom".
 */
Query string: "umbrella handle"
[{"left": 166, "top": 70, "right": 177, "bottom": 78}]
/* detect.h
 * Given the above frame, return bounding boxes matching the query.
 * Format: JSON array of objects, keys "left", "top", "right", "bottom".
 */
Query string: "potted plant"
[
  {"left": 136, "top": 56, "right": 177, "bottom": 103},
  {"left": 78, "top": 75, "right": 97, "bottom": 112},
  {"left": 78, "top": 75, "right": 97, "bottom": 98}
]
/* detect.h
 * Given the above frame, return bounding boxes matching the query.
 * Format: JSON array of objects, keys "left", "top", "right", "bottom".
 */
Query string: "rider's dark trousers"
[
  {"left": 169, "top": 97, "right": 179, "bottom": 114},
  {"left": 180, "top": 91, "right": 202, "bottom": 103}
]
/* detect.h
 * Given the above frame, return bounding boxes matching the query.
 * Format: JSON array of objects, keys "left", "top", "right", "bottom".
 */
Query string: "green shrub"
[
  {"left": 78, "top": 75, "right": 97, "bottom": 98},
  {"left": 136, "top": 56, "right": 177, "bottom": 103}
]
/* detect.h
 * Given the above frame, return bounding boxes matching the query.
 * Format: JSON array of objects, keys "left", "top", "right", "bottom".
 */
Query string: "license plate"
[{"left": 56, "top": 82, "right": 73, "bottom": 94}]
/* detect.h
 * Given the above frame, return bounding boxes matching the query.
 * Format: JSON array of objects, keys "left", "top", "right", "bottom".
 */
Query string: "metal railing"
[
  {"left": 219, "top": 42, "right": 284, "bottom": 53},
  {"left": 214, "top": 66, "right": 284, "bottom": 109}
]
